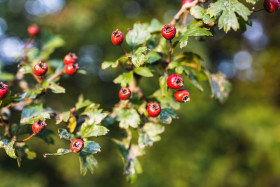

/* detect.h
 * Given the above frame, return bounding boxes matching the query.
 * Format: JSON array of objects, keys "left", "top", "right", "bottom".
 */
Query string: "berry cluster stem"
[{"left": 250, "top": 8, "right": 264, "bottom": 13}]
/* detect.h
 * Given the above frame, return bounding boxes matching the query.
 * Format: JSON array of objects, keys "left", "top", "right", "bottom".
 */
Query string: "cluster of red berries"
[
  {"left": 167, "top": 74, "right": 190, "bottom": 103},
  {"left": 32, "top": 119, "right": 84, "bottom": 153},
  {"left": 64, "top": 53, "right": 79, "bottom": 75},
  {"left": 32, "top": 53, "right": 79, "bottom": 78}
]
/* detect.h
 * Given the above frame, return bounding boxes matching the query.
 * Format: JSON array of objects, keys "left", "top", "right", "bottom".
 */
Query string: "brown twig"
[
  {"left": 182, "top": 11, "right": 189, "bottom": 26},
  {"left": 250, "top": 8, "right": 264, "bottom": 14},
  {"left": 171, "top": 0, "right": 202, "bottom": 24}
]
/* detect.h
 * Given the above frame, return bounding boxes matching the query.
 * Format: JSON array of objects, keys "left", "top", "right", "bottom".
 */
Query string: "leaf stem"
[{"left": 250, "top": 8, "right": 264, "bottom": 13}]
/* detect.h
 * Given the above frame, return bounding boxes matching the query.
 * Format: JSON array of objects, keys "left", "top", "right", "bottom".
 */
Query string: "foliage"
[{"left": 0, "top": 0, "right": 269, "bottom": 184}]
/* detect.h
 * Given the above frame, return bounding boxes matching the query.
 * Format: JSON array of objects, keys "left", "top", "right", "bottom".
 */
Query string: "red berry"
[
  {"left": 111, "top": 29, "right": 124, "bottom": 46},
  {"left": 264, "top": 0, "right": 280, "bottom": 12},
  {"left": 174, "top": 89, "right": 190, "bottom": 103},
  {"left": 162, "top": 24, "right": 176, "bottom": 40},
  {"left": 167, "top": 74, "right": 184, "bottom": 89},
  {"left": 0, "top": 82, "right": 9, "bottom": 100},
  {"left": 147, "top": 103, "right": 161, "bottom": 117},
  {"left": 65, "top": 63, "right": 79, "bottom": 75},
  {"left": 64, "top": 53, "right": 78, "bottom": 65},
  {"left": 70, "top": 139, "right": 84, "bottom": 153},
  {"left": 119, "top": 87, "right": 131, "bottom": 100},
  {"left": 182, "top": 0, "right": 193, "bottom": 6},
  {"left": 32, "top": 120, "right": 47, "bottom": 134},
  {"left": 33, "top": 62, "right": 48, "bottom": 76},
  {"left": 27, "top": 24, "right": 40, "bottom": 37}
]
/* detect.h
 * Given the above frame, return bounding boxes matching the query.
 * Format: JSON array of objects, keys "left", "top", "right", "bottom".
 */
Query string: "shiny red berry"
[
  {"left": 32, "top": 120, "right": 47, "bottom": 134},
  {"left": 64, "top": 53, "right": 78, "bottom": 65},
  {"left": 167, "top": 74, "right": 184, "bottom": 89},
  {"left": 174, "top": 89, "right": 190, "bottom": 103},
  {"left": 27, "top": 24, "right": 40, "bottom": 37},
  {"left": 70, "top": 139, "right": 84, "bottom": 153},
  {"left": 33, "top": 62, "right": 48, "bottom": 76},
  {"left": 119, "top": 87, "right": 131, "bottom": 100},
  {"left": 182, "top": 0, "right": 193, "bottom": 6},
  {"left": 111, "top": 29, "right": 124, "bottom": 46},
  {"left": 65, "top": 63, "right": 79, "bottom": 75},
  {"left": 147, "top": 103, "right": 161, "bottom": 117},
  {"left": 0, "top": 82, "right": 9, "bottom": 100},
  {"left": 162, "top": 24, "right": 176, "bottom": 40},
  {"left": 263, "top": 0, "right": 280, "bottom": 12}
]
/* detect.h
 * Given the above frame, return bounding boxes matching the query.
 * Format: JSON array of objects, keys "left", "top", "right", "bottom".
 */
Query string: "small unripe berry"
[
  {"left": 182, "top": 0, "right": 193, "bottom": 6},
  {"left": 147, "top": 103, "right": 161, "bottom": 117},
  {"left": 119, "top": 87, "right": 131, "bottom": 100},
  {"left": 64, "top": 53, "right": 78, "bottom": 65},
  {"left": 162, "top": 24, "right": 176, "bottom": 40},
  {"left": 32, "top": 120, "right": 47, "bottom": 134},
  {"left": 174, "top": 89, "right": 190, "bottom": 103},
  {"left": 167, "top": 74, "right": 184, "bottom": 89},
  {"left": 27, "top": 24, "right": 40, "bottom": 37},
  {"left": 70, "top": 139, "right": 84, "bottom": 153},
  {"left": 263, "top": 0, "right": 280, "bottom": 12},
  {"left": 33, "top": 62, "right": 48, "bottom": 76},
  {"left": 111, "top": 29, "right": 124, "bottom": 46},
  {"left": 65, "top": 63, "right": 79, "bottom": 75},
  {"left": 0, "top": 82, "right": 9, "bottom": 100}
]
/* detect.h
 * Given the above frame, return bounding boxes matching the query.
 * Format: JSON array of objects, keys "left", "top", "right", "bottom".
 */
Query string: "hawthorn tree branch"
[{"left": 171, "top": 0, "right": 204, "bottom": 24}]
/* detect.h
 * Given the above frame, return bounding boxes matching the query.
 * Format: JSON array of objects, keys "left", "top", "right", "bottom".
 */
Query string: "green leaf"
[
  {"left": 79, "top": 154, "right": 98, "bottom": 176},
  {"left": 20, "top": 104, "right": 51, "bottom": 125},
  {"left": 44, "top": 148, "right": 72, "bottom": 157},
  {"left": 58, "top": 129, "right": 71, "bottom": 140},
  {"left": 152, "top": 89, "right": 180, "bottom": 110},
  {"left": 207, "top": 72, "right": 232, "bottom": 103},
  {"left": 75, "top": 94, "right": 92, "bottom": 110},
  {"left": 117, "top": 109, "right": 141, "bottom": 129},
  {"left": 36, "top": 129, "right": 54, "bottom": 144},
  {"left": 113, "top": 71, "right": 134, "bottom": 87},
  {"left": 48, "top": 82, "right": 65, "bottom": 93},
  {"left": 246, "top": 0, "right": 259, "bottom": 4},
  {"left": 147, "top": 52, "right": 161, "bottom": 63},
  {"left": 81, "top": 121, "right": 109, "bottom": 138},
  {"left": 5, "top": 137, "right": 17, "bottom": 159},
  {"left": 102, "top": 61, "right": 119, "bottom": 69},
  {"left": 203, "top": 14, "right": 216, "bottom": 24},
  {"left": 179, "top": 27, "right": 212, "bottom": 48},
  {"left": 134, "top": 67, "right": 153, "bottom": 77},
  {"left": 148, "top": 19, "right": 162, "bottom": 33},
  {"left": 130, "top": 47, "right": 149, "bottom": 67},
  {"left": 190, "top": 6, "right": 205, "bottom": 19},
  {"left": 207, "top": 0, "right": 250, "bottom": 33},
  {"left": 56, "top": 111, "right": 70, "bottom": 124},
  {"left": 126, "top": 23, "right": 151, "bottom": 48},
  {"left": 138, "top": 123, "right": 165, "bottom": 148},
  {"left": 40, "top": 35, "right": 65, "bottom": 59},
  {"left": 82, "top": 141, "right": 101, "bottom": 155},
  {"left": 160, "top": 108, "right": 178, "bottom": 124},
  {"left": 159, "top": 73, "right": 167, "bottom": 97}
]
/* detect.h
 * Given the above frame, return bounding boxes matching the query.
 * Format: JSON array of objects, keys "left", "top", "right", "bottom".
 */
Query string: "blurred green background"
[{"left": 1, "top": 0, "right": 280, "bottom": 186}]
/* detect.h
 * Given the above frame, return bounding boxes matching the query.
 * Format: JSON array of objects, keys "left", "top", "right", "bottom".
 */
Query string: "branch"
[{"left": 171, "top": 0, "right": 204, "bottom": 24}]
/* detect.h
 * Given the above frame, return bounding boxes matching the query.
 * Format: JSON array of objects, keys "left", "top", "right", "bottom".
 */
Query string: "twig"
[
  {"left": 250, "top": 8, "right": 264, "bottom": 13},
  {"left": 171, "top": 0, "right": 201, "bottom": 24},
  {"left": 182, "top": 11, "right": 189, "bottom": 26}
]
